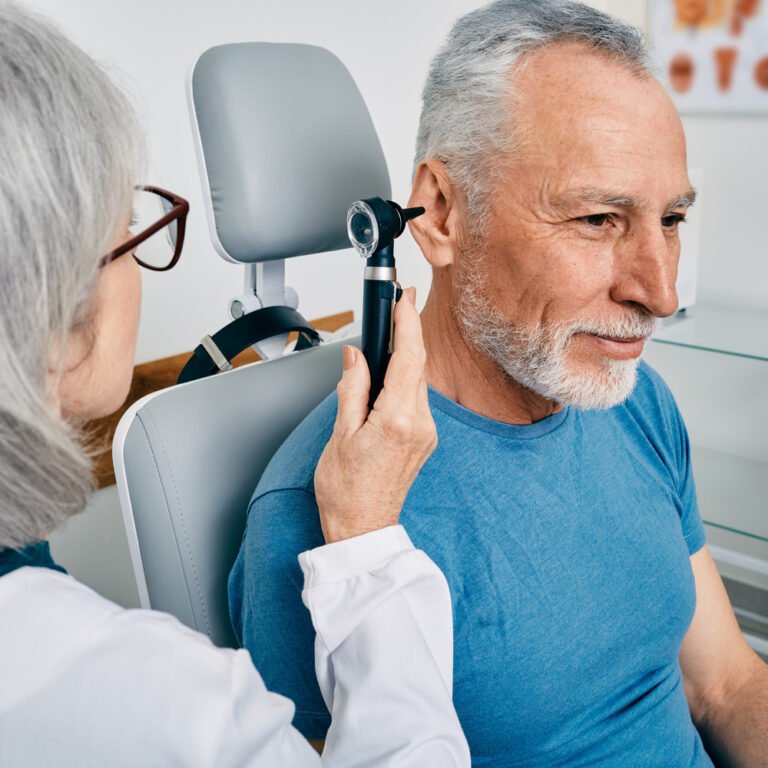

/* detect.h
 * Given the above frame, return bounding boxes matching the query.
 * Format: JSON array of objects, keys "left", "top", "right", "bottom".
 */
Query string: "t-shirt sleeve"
[
  {"left": 675, "top": 417, "right": 706, "bottom": 556},
  {"left": 228, "top": 487, "right": 331, "bottom": 738},
  {"left": 639, "top": 363, "right": 706, "bottom": 556}
]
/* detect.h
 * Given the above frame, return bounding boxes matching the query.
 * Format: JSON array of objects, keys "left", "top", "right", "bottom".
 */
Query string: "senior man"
[{"left": 229, "top": 1, "right": 768, "bottom": 765}]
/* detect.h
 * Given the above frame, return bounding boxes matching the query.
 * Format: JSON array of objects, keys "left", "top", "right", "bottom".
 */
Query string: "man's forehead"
[
  {"left": 511, "top": 44, "right": 681, "bottom": 143},
  {"left": 551, "top": 185, "right": 697, "bottom": 211},
  {"left": 501, "top": 44, "right": 690, "bottom": 214}
]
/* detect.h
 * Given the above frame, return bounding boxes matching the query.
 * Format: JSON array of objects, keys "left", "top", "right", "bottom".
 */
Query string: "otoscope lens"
[
  {"left": 347, "top": 200, "right": 379, "bottom": 256},
  {"left": 350, "top": 213, "right": 374, "bottom": 246}
]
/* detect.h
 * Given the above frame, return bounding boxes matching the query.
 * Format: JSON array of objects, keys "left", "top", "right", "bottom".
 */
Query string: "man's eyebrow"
[
  {"left": 552, "top": 186, "right": 697, "bottom": 211},
  {"left": 666, "top": 188, "right": 697, "bottom": 210}
]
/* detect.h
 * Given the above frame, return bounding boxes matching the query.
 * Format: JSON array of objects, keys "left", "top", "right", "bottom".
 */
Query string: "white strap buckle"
[{"left": 200, "top": 335, "right": 233, "bottom": 372}]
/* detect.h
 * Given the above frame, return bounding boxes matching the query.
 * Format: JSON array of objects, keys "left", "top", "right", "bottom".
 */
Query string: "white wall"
[{"left": 683, "top": 114, "right": 768, "bottom": 307}]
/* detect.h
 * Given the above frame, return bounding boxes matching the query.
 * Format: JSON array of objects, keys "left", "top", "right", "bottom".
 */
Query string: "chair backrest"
[
  {"left": 113, "top": 339, "right": 352, "bottom": 648},
  {"left": 188, "top": 41, "right": 391, "bottom": 265}
]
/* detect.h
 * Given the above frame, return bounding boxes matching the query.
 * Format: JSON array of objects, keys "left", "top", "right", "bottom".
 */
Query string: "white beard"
[{"left": 455, "top": 261, "right": 659, "bottom": 411}]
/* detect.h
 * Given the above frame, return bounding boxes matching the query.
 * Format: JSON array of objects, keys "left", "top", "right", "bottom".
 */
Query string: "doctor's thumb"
[{"left": 336, "top": 345, "right": 370, "bottom": 435}]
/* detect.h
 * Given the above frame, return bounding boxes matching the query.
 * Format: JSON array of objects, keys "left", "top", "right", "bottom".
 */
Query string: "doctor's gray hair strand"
[{"left": 0, "top": 2, "right": 144, "bottom": 548}]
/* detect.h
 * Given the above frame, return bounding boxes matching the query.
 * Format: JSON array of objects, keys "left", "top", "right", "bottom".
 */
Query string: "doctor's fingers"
[
  {"left": 334, "top": 345, "right": 371, "bottom": 438},
  {"left": 416, "top": 373, "right": 433, "bottom": 423},
  {"left": 332, "top": 337, "right": 433, "bottom": 465},
  {"left": 372, "top": 288, "right": 436, "bottom": 456},
  {"left": 376, "top": 287, "right": 428, "bottom": 415},
  {"left": 367, "top": 390, "right": 436, "bottom": 468}
]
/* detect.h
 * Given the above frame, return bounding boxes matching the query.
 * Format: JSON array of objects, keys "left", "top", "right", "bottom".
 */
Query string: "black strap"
[{"left": 177, "top": 305, "right": 320, "bottom": 384}]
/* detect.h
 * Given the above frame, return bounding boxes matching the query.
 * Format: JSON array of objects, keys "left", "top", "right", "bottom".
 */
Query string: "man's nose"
[{"left": 610, "top": 224, "right": 679, "bottom": 318}]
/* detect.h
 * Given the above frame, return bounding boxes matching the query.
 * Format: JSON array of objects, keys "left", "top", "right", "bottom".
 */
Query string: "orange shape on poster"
[
  {"left": 755, "top": 56, "right": 768, "bottom": 89},
  {"left": 670, "top": 53, "right": 695, "bottom": 92},
  {"left": 736, "top": 0, "right": 761, "bottom": 18},
  {"left": 731, "top": 0, "right": 761, "bottom": 35},
  {"left": 714, "top": 47, "right": 738, "bottom": 90},
  {"left": 674, "top": 0, "right": 709, "bottom": 26}
]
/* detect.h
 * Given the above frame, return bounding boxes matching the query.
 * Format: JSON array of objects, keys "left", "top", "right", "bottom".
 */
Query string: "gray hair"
[
  {"left": 0, "top": 2, "right": 144, "bottom": 548},
  {"left": 414, "top": 0, "right": 651, "bottom": 228}
]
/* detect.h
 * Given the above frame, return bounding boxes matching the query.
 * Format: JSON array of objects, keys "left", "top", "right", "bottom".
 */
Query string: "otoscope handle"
[{"left": 362, "top": 279, "right": 402, "bottom": 409}]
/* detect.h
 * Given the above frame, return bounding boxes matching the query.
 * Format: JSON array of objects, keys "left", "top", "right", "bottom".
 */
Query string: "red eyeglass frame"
[{"left": 98, "top": 185, "right": 189, "bottom": 271}]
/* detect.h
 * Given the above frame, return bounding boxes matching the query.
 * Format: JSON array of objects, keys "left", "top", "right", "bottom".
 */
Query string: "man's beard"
[{"left": 454, "top": 258, "right": 659, "bottom": 411}]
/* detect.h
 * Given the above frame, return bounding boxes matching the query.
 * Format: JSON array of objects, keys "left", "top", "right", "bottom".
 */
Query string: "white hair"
[
  {"left": 414, "top": 0, "right": 651, "bottom": 226},
  {"left": 0, "top": 2, "right": 144, "bottom": 548}
]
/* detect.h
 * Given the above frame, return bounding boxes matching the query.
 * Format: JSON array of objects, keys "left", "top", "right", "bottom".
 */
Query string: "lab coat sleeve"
[{"left": 299, "top": 524, "right": 471, "bottom": 768}]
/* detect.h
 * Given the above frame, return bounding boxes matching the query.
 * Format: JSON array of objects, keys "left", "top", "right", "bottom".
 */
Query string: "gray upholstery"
[
  {"left": 114, "top": 340, "right": 354, "bottom": 648},
  {"left": 191, "top": 42, "right": 391, "bottom": 263}
]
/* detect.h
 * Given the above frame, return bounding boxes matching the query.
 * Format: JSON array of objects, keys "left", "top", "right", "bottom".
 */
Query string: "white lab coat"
[{"left": 0, "top": 525, "right": 469, "bottom": 767}]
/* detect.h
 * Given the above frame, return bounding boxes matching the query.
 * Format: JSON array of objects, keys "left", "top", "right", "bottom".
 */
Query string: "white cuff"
[{"left": 298, "top": 524, "right": 414, "bottom": 588}]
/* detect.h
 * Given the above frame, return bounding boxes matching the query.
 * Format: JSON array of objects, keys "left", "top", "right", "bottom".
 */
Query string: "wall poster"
[{"left": 651, "top": 0, "right": 768, "bottom": 112}]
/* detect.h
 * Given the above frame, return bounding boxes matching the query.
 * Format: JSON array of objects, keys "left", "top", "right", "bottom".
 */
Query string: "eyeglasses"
[{"left": 98, "top": 185, "right": 189, "bottom": 271}]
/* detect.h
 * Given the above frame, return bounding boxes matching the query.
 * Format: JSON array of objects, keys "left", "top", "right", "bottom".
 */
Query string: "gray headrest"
[{"left": 189, "top": 42, "right": 391, "bottom": 264}]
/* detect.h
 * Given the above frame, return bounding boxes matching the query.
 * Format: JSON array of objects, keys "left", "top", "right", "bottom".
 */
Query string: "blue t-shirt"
[{"left": 228, "top": 362, "right": 712, "bottom": 767}]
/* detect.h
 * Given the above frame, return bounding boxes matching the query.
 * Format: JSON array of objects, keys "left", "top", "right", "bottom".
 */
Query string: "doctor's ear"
[{"left": 407, "top": 159, "right": 465, "bottom": 268}]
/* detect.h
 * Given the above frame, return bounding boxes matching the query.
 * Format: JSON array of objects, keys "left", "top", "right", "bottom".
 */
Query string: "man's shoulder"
[
  {"left": 255, "top": 392, "right": 338, "bottom": 500},
  {"left": 610, "top": 360, "right": 687, "bottom": 463},
  {"left": 627, "top": 360, "right": 678, "bottom": 416}
]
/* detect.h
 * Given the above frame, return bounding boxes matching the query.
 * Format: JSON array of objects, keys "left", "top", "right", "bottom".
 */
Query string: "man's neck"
[{"left": 420, "top": 291, "right": 563, "bottom": 426}]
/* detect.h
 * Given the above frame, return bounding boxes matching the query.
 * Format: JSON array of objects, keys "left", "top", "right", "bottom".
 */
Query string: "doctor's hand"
[{"left": 314, "top": 287, "right": 437, "bottom": 544}]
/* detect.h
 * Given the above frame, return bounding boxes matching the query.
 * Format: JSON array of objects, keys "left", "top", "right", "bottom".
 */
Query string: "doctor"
[{"left": 0, "top": 3, "right": 469, "bottom": 767}]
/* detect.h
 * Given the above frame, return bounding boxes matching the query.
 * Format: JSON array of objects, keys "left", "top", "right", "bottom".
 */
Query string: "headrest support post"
[{"left": 226, "top": 260, "right": 299, "bottom": 360}]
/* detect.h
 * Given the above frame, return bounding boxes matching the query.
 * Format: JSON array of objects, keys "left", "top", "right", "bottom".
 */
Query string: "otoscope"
[{"left": 347, "top": 198, "right": 425, "bottom": 409}]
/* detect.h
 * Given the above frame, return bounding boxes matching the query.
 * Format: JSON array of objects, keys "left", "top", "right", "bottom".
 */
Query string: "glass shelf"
[
  {"left": 653, "top": 303, "right": 768, "bottom": 362},
  {"left": 647, "top": 303, "right": 768, "bottom": 551},
  {"left": 692, "top": 446, "right": 768, "bottom": 544}
]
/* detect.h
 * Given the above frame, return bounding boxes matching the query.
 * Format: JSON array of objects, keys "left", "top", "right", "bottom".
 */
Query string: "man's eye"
[
  {"left": 661, "top": 213, "right": 686, "bottom": 228},
  {"left": 580, "top": 213, "right": 611, "bottom": 227}
]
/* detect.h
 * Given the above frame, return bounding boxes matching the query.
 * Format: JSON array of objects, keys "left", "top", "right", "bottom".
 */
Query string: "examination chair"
[{"left": 113, "top": 42, "right": 390, "bottom": 648}]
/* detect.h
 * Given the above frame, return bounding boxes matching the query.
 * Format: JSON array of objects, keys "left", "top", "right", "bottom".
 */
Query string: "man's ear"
[{"left": 407, "top": 159, "right": 464, "bottom": 268}]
